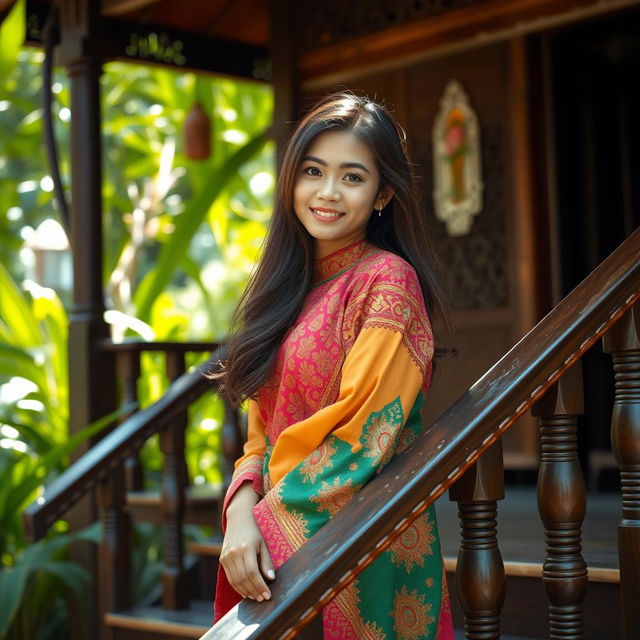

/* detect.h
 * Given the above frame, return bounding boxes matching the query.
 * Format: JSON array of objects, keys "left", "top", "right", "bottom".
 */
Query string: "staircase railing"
[
  {"left": 23, "top": 341, "right": 240, "bottom": 616},
  {"left": 205, "top": 226, "right": 640, "bottom": 639},
  {"left": 23, "top": 227, "right": 640, "bottom": 639}
]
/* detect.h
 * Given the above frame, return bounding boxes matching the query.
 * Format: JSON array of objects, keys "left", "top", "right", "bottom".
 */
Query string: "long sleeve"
[
  {"left": 253, "top": 266, "right": 434, "bottom": 568},
  {"left": 221, "top": 398, "right": 266, "bottom": 526}
]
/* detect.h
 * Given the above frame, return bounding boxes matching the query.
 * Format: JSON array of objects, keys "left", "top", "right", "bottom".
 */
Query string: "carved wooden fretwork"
[
  {"left": 422, "top": 124, "right": 507, "bottom": 309},
  {"left": 432, "top": 80, "right": 484, "bottom": 237},
  {"left": 294, "top": 0, "right": 488, "bottom": 51}
]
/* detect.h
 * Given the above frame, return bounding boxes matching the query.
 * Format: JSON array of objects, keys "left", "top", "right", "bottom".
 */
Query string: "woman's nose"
[{"left": 317, "top": 178, "right": 340, "bottom": 200}]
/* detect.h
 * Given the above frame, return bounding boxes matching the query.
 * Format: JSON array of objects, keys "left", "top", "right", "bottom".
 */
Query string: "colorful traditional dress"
[{"left": 215, "top": 239, "right": 454, "bottom": 639}]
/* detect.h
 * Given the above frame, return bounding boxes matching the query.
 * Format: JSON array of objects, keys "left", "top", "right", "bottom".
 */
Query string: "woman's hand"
[{"left": 220, "top": 482, "right": 275, "bottom": 602}]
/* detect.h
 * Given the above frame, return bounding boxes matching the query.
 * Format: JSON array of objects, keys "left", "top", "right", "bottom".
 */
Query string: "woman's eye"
[
  {"left": 345, "top": 173, "right": 363, "bottom": 182},
  {"left": 304, "top": 166, "right": 321, "bottom": 176}
]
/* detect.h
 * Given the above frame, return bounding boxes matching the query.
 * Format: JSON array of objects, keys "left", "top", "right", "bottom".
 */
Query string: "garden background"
[{"left": 0, "top": 2, "right": 274, "bottom": 636}]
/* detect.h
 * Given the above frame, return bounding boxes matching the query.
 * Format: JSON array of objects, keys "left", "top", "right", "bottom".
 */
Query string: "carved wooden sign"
[{"left": 432, "top": 79, "right": 483, "bottom": 237}]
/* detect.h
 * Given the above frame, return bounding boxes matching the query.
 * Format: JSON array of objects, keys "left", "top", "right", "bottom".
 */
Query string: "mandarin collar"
[{"left": 313, "top": 239, "right": 369, "bottom": 285}]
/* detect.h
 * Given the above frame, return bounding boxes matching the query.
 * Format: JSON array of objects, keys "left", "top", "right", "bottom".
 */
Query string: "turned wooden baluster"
[
  {"left": 532, "top": 361, "right": 587, "bottom": 639},
  {"left": 449, "top": 440, "right": 505, "bottom": 639},
  {"left": 603, "top": 302, "right": 640, "bottom": 639},
  {"left": 221, "top": 396, "right": 243, "bottom": 489},
  {"left": 97, "top": 466, "right": 131, "bottom": 631},
  {"left": 116, "top": 349, "right": 144, "bottom": 491},
  {"left": 159, "top": 350, "right": 189, "bottom": 609},
  {"left": 218, "top": 395, "right": 244, "bottom": 526}
]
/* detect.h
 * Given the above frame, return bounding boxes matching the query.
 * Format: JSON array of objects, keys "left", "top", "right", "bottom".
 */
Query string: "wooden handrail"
[
  {"left": 100, "top": 339, "right": 220, "bottom": 353},
  {"left": 206, "top": 228, "right": 640, "bottom": 639},
  {"left": 22, "top": 346, "right": 225, "bottom": 542}
]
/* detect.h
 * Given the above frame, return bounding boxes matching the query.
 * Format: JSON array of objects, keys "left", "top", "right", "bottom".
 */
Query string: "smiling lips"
[{"left": 310, "top": 207, "right": 345, "bottom": 220}]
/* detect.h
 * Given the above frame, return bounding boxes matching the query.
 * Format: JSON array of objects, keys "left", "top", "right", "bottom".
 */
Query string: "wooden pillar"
[
  {"left": 532, "top": 361, "right": 587, "bottom": 639},
  {"left": 270, "top": 0, "right": 299, "bottom": 168},
  {"left": 97, "top": 468, "right": 132, "bottom": 640},
  {"left": 56, "top": 1, "right": 117, "bottom": 637},
  {"left": 219, "top": 396, "right": 244, "bottom": 527},
  {"left": 449, "top": 441, "right": 506, "bottom": 639},
  {"left": 117, "top": 349, "right": 144, "bottom": 490},
  {"left": 160, "top": 351, "right": 189, "bottom": 609},
  {"left": 603, "top": 303, "right": 640, "bottom": 640}
]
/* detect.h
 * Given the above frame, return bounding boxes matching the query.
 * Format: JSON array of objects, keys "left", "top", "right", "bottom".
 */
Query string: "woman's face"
[{"left": 293, "top": 129, "right": 391, "bottom": 259}]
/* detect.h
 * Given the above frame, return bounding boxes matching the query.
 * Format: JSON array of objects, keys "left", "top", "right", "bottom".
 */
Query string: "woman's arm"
[
  {"left": 220, "top": 481, "right": 275, "bottom": 601},
  {"left": 219, "top": 399, "right": 275, "bottom": 601}
]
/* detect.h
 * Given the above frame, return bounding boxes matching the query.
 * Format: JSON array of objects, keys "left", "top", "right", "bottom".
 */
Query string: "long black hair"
[{"left": 216, "top": 91, "right": 451, "bottom": 405}]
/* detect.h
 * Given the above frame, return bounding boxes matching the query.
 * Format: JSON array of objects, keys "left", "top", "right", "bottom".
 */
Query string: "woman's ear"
[{"left": 376, "top": 186, "right": 394, "bottom": 210}]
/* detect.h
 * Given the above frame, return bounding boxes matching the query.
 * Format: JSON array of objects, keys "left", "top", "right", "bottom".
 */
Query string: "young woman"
[{"left": 214, "top": 92, "right": 454, "bottom": 639}]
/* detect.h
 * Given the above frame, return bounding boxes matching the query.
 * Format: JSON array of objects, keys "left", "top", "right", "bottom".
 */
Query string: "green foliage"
[
  {"left": 0, "top": 523, "right": 101, "bottom": 640},
  {"left": 0, "top": 0, "right": 24, "bottom": 88},
  {"left": 0, "top": 39, "right": 274, "bottom": 639},
  {"left": 0, "top": 266, "right": 129, "bottom": 639}
]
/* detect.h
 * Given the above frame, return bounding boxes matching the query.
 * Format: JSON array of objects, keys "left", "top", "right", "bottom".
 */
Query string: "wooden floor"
[{"left": 435, "top": 485, "right": 620, "bottom": 570}]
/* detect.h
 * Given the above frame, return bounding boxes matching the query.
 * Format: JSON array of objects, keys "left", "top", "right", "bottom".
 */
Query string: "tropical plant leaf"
[
  {"left": 133, "top": 129, "right": 270, "bottom": 322},
  {"left": 0, "top": 262, "right": 42, "bottom": 346},
  {"left": 0, "top": 404, "right": 133, "bottom": 523},
  {"left": 0, "top": 0, "right": 24, "bottom": 90},
  {"left": 0, "top": 564, "right": 29, "bottom": 638}
]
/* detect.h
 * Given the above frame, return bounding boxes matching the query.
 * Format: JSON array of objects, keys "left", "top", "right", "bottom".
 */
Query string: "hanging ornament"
[{"left": 183, "top": 102, "right": 211, "bottom": 160}]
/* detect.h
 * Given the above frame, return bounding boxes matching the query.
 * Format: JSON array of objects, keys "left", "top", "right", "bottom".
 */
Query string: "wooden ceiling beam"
[
  {"left": 299, "top": 0, "right": 640, "bottom": 85},
  {"left": 102, "top": 0, "right": 160, "bottom": 17}
]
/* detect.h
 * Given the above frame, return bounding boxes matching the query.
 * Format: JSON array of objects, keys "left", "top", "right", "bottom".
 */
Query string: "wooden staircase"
[
  {"left": 95, "top": 485, "right": 621, "bottom": 639},
  {"left": 50, "top": 481, "right": 595, "bottom": 639},
  {"left": 23, "top": 227, "right": 640, "bottom": 639}
]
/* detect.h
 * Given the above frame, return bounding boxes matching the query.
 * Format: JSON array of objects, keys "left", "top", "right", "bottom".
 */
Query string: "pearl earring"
[{"left": 377, "top": 206, "right": 383, "bottom": 218}]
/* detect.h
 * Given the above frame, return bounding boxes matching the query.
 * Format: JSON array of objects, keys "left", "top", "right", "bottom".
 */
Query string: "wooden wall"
[{"left": 298, "top": 39, "right": 546, "bottom": 467}]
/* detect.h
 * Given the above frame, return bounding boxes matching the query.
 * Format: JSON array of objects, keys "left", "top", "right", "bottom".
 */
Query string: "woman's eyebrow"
[{"left": 302, "top": 155, "right": 370, "bottom": 174}]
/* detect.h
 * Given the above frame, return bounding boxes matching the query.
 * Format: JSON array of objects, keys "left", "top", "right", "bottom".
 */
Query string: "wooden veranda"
[{"left": 2, "top": 0, "right": 639, "bottom": 638}]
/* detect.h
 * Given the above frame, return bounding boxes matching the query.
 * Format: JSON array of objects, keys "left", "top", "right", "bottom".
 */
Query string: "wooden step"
[
  {"left": 188, "top": 534, "right": 223, "bottom": 557},
  {"left": 104, "top": 600, "right": 212, "bottom": 640},
  {"left": 126, "top": 484, "right": 221, "bottom": 526}
]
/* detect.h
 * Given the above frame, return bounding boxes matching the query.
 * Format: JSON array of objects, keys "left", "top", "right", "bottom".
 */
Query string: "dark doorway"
[{"left": 548, "top": 7, "right": 640, "bottom": 486}]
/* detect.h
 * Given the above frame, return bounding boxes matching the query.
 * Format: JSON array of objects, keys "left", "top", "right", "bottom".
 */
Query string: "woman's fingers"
[
  {"left": 259, "top": 539, "right": 276, "bottom": 581},
  {"left": 221, "top": 553, "right": 249, "bottom": 599},
  {"left": 242, "top": 549, "right": 271, "bottom": 600},
  {"left": 221, "top": 543, "right": 270, "bottom": 600}
]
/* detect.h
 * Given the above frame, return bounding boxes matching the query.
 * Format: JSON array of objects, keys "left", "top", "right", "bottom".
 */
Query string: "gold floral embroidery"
[
  {"left": 391, "top": 586, "right": 435, "bottom": 640},
  {"left": 264, "top": 481, "right": 309, "bottom": 549},
  {"left": 332, "top": 582, "right": 387, "bottom": 640},
  {"left": 299, "top": 439, "right": 337, "bottom": 483},
  {"left": 232, "top": 455, "right": 262, "bottom": 483},
  {"left": 314, "top": 239, "right": 370, "bottom": 284},
  {"left": 396, "top": 425, "right": 419, "bottom": 454},
  {"left": 296, "top": 334, "right": 316, "bottom": 359},
  {"left": 361, "top": 402, "right": 403, "bottom": 471},
  {"left": 309, "top": 476, "right": 360, "bottom": 516},
  {"left": 388, "top": 512, "right": 435, "bottom": 573},
  {"left": 298, "top": 361, "right": 323, "bottom": 388}
]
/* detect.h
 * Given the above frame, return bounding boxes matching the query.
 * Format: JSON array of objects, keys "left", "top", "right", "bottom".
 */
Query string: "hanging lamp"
[{"left": 183, "top": 102, "right": 212, "bottom": 160}]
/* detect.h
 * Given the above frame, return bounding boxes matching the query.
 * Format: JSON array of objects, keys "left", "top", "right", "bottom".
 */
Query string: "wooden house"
[{"left": 2, "top": 0, "right": 638, "bottom": 638}]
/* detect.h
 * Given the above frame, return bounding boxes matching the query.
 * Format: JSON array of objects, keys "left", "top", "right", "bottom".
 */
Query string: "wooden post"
[
  {"left": 603, "top": 302, "right": 640, "bottom": 640},
  {"left": 219, "top": 396, "right": 244, "bottom": 528},
  {"left": 449, "top": 441, "right": 505, "bottom": 639},
  {"left": 116, "top": 349, "right": 143, "bottom": 490},
  {"left": 56, "top": 2, "right": 117, "bottom": 637},
  {"left": 270, "top": 0, "right": 299, "bottom": 168},
  {"left": 160, "top": 351, "right": 189, "bottom": 609},
  {"left": 96, "top": 468, "right": 132, "bottom": 640},
  {"left": 532, "top": 361, "right": 587, "bottom": 638}
]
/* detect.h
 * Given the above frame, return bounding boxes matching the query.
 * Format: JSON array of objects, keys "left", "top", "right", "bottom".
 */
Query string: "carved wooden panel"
[
  {"left": 421, "top": 123, "right": 508, "bottom": 310},
  {"left": 294, "top": 0, "right": 490, "bottom": 50}
]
